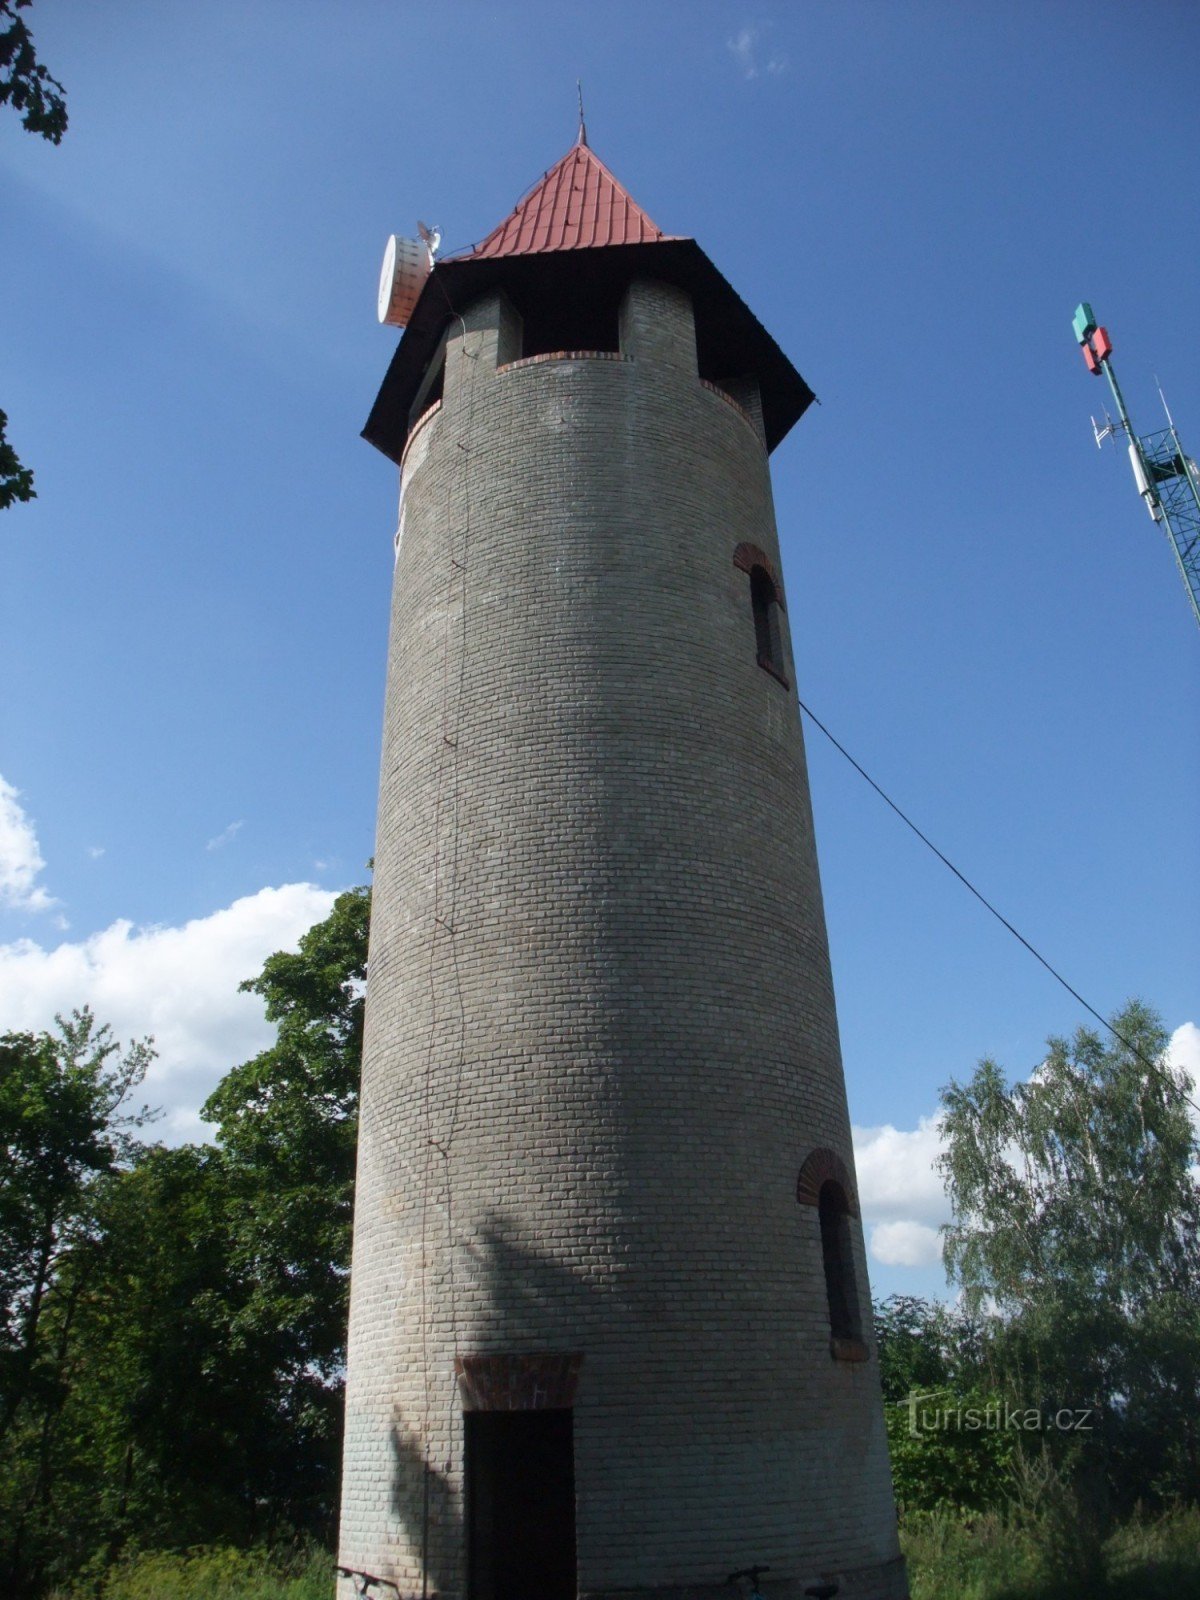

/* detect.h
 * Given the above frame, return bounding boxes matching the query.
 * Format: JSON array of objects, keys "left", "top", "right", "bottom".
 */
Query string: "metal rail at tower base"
[{"left": 1073, "top": 301, "right": 1200, "bottom": 632}]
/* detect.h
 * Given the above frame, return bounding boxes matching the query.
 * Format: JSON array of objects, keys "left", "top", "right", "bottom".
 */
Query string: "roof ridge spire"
[{"left": 576, "top": 79, "right": 588, "bottom": 147}]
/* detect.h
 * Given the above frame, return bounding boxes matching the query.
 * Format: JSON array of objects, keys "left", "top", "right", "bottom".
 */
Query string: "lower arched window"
[
  {"left": 797, "top": 1148, "right": 868, "bottom": 1362},
  {"left": 818, "top": 1180, "right": 861, "bottom": 1345}
]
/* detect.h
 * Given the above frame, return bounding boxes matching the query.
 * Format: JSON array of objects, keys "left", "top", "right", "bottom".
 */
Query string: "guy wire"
[{"left": 795, "top": 693, "right": 1198, "bottom": 1118}]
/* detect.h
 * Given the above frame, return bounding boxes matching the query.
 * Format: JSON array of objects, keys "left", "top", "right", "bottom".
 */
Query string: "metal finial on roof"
[{"left": 576, "top": 79, "right": 588, "bottom": 147}]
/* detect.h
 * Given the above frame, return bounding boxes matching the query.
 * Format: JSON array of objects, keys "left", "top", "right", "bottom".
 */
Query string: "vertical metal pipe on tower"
[{"left": 338, "top": 142, "right": 907, "bottom": 1600}]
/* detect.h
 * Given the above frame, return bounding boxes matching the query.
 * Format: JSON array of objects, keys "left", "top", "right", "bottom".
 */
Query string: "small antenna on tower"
[
  {"left": 1155, "top": 375, "right": 1176, "bottom": 429},
  {"left": 417, "top": 220, "right": 442, "bottom": 263},
  {"left": 576, "top": 79, "right": 588, "bottom": 147}
]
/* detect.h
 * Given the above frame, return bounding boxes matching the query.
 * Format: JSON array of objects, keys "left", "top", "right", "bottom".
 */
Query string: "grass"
[
  {"left": 50, "top": 1543, "right": 334, "bottom": 1600},
  {"left": 902, "top": 1504, "right": 1200, "bottom": 1600},
  {"left": 48, "top": 1506, "right": 1200, "bottom": 1600}
]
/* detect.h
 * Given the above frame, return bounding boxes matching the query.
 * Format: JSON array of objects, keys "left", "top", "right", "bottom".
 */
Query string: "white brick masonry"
[{"left": 337, "top": 279, "right": 906, "bottom": 1600}]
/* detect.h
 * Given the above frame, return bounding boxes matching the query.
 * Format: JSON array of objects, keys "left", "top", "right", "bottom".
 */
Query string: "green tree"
[
  {"left": 65, "top": 884, "right": 369, "bottom": 1576},
  {"left": 0, "top": 1012, "right": 154, "bottom": 1444},
  {"left": 937, "top": 1000, "right": 1200, "bottom": 1506},
  {"left": 55, "top": 1144, "right": 333, "bottom": 1567},
  {"left": 0, "top": 1013, "right": 154, "bottom": 1592},
  {"left": 202, "top": 883, "right": 368, "bottom": 1398},
  {"left": 0, "top": 889, "right": 370, "bottom": 1592},
  {"left": 875, "top": 1295, "right": 1017, "bottom": 1515},
  {"left": 876, "top": 1294, "right": 963, "bottom": 1404},
  {"left": 2, "top": 0, "right": 67, "bottom": 511}
]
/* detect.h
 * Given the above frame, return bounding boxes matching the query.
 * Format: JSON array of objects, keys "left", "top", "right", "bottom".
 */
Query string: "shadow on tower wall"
[
  {"left": 385, "top": 1207, "right": 620, "bottom": 1600},
  {"left": 389, "top": 1419, "right": 457, "bottom": 1600}
]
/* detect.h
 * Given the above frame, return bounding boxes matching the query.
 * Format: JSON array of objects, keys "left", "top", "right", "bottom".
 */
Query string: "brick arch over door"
[
  {"left": 456, "top": 1351, "right": 583, "bottom": 1412},
  {"left": 796, "top": 1147, "right": 859, "bottom": 1215},
  {"left": 732, "top": 542, "right": 785, "bottom": 608}
]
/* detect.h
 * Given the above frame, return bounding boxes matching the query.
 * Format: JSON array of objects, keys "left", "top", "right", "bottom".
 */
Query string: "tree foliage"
[
  {"left": 2, "top": 0, "right": 67, "bottom": 512},
  {"left": 936, "top": 1001, "right": 1200, "bottom": 1508},
  {"left": 0, "top": 409, "right": 36, "bottom": 510},
  {"left": 0, "top": 1013, "right": 154, "bottom": 1591},
  {"left": 202, "top": 882, "right": 368, "bottom": 1389},
  {"left": 939, "top": 1001, "right": 1198, "bottom": 1320},
  {"left": 0, "top": 0, "right": 66, "bottom": 143},
  {"left": 0, "top": 888, "right": 370, "bottom": 1594},
  {"left": 875, "top": 1295, "right": 1017, "bottom": 1515}
]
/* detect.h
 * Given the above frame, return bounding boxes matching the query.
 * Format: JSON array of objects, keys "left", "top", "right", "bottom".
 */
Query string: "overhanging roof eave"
[{"left": 362, "top": 239, "right": 814, "bottom": 463}]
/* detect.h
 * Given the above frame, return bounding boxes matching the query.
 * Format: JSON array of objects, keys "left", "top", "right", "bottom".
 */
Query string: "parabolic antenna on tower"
[{"left": 376, "top": 233, "right": 433, "bottom": 328}]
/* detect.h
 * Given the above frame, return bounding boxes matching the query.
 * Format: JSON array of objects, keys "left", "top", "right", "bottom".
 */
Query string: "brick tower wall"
[{"left": 337, "top": 278, "right": 905, "bottom": 1600}]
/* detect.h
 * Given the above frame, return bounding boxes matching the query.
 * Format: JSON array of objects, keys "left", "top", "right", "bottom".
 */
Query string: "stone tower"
[{"left": 338, "top": 137, "right": 905, "bottom": 1600}]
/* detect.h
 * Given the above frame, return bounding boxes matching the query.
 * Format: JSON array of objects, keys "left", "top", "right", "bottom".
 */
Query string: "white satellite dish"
[{"left": 377, "top": 233, "right": 433, "bottom": 328}]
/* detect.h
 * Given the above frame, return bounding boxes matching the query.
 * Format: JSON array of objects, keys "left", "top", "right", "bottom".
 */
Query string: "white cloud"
[
  {"left": 726, "top": 24, "right": 788, "bottom": 80},
  {"left": 853, "top": 1113, "right": 952, "bottom": 1272},
  {"left": 0, "top": 776, "right": 56, "bottom": 912},
  {"left": 87, "top": 845, "right": 106, "bottom": 860},
  {"left": 1168, "top": 1021, "right": 1200, "bottom": 1092},
  {"left": 1169, "top": 1022, "right": 1200, "bottom": 1162},
  {"left": 870, "top": 1220, "right": 943, "bottom": 1269},
  {"left": 852, "top": 1113, "right": 951, "bottom": 1229},
  {"left": 206, "top": 819, "right": 244, "bottom": 852},
  {"left": 0, "top": 883, "right": 337, "bottom": 1141}
]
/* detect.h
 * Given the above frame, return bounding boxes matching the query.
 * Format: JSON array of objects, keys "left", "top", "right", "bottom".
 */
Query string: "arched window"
[
  {"left": 750, "top": 565, "right": 785, "bottom": 680},
  {"left": 796, "top": 1147, "right": 868, "bottom": 1362},
  {"left": 818, "top": 1181, "right": 861, "bottom": 1345},
  {"left": 732, "top": 543, "right": 788, "bottom": 686}
]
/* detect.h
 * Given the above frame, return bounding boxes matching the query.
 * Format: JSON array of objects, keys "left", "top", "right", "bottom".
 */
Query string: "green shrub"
[{"left": 886, "top": 1390, "right": 1018, "bottom": 1515}]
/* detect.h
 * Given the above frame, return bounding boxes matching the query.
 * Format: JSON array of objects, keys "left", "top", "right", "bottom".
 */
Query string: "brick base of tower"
[{"left": 340, "top": 244, "right": 906, "bottom": 1599}]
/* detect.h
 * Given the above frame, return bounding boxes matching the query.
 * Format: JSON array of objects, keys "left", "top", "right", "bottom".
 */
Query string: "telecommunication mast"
[{"left": 1073, "top": 302, "right": 1200, "bottom": 631}]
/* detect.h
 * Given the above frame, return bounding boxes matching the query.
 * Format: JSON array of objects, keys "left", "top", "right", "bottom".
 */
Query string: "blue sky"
[{"left": 2, "top": 0, "right": 1197, "bottom": 1301}]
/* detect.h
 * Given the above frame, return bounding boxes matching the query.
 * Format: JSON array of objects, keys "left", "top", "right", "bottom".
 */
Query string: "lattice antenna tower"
[{"left": 1073, "top": 301, "right": 1200, "bottom": 631}]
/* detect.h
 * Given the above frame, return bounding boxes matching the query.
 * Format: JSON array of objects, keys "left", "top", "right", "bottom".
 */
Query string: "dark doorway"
[{"left": 465, "top": 1409, "right": 577, "bottom": 1600}]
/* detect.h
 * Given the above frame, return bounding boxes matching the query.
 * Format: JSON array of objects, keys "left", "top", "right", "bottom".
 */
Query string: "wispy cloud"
[
  {"left": 0, "top": 776, "right": 57, "bottom": 912},
  {"left": 206, "top": 819, "right": 244, "bottom": 852},
  {"left": 727, "top": 24, "right": 788, "bottom": 80},
  {"left": 87, "top": 845, "right": 106, "bottom": 860}
]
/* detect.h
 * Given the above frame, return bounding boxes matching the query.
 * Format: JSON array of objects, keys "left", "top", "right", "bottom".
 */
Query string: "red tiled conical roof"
[{"left": 468, "top": 138, "right": 673, "bottom": 259}]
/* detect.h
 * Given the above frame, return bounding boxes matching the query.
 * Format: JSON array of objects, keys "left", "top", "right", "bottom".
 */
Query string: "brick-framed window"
[
  {"left": 732, "top": 542, "right": 788, "bottom": 686},
  {"left": 797, "top": 1147, "right": 868, "bottom": 1363},
  {"left": 818, "top": 1181, "right": 864, "bottom": 1354}
]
